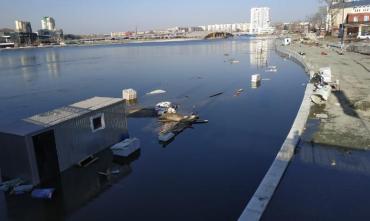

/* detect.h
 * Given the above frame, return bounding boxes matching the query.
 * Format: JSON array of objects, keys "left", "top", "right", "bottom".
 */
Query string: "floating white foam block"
[
  {"left": 251, "top": 74, "right": 261, "bottom": 83},
  {"left": 122, "top": 89, "right": 137, "bottom": 101}
]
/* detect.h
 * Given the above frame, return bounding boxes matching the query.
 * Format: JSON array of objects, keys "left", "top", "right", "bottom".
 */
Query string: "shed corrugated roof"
[
  {"left": 24, "top": 97, "right": 123, "bottom": 127},
  {"left": 331, "top": 0, "right": 370, "bottom": 9},
  {"left": 0, "top": 97, "right": 123, "bottom": 136}
]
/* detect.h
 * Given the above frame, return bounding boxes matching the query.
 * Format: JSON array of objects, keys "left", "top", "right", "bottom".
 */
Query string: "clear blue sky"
[{"left": 1, "top": 0, "right": 320, "bottom": 34}]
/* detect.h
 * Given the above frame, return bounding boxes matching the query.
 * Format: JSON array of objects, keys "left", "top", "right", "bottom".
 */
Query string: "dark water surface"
[
  {"left": 263, "top": 142, "right": 370, "bottom": 221},
  {"left": 0, "top": 39, "right": 307, "bottom": 221}
]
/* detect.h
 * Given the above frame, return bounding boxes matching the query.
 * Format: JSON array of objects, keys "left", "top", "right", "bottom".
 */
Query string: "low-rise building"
[
  {"left": 205, "top": 23, "right": 249, "bottom": 33},
  {"left": 346, "top": 12, "right": 370, "bottom": 38},
  {"left": 0, "top": 97, "right": 128, "bottom": 185},
  {"left": 327, "top": 0, "right": 370, "bottom": 36}
]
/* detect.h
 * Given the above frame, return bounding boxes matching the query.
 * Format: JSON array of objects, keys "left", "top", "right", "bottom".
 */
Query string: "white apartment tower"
[
  {"left": 250, "top": 7, "right": 272, "bottom": 34},
  {"left": 41, "top": 16, "right": 56, "bottom": 31},
  {"left": 15, "top": 20, "right": 32, "bottom": 33}
]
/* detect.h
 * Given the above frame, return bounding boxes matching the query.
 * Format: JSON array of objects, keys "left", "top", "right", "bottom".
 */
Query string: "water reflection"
[
  {"left": 299, "top": 142, "right": 370, "bottom": 176},
  {"left": 0, "top": 39, "right": 308, "bottom": 220},
  {"left": 2, "top": 149, "right": 140, "bottom": 221},
  {"left": 0, "top": 192, "right": 7, "bottom": 221},
  {"left": 250, "top": 40, "right": 268, "bottom": 69},
  {"left": 19, "top": 55, "right": 39, "bottom": 82},
  {"left": 251, "top": 81, "right": 261, "bottom": 89},
  {"left": 45, "top": 50, "right": 60, "bottom": 78}
]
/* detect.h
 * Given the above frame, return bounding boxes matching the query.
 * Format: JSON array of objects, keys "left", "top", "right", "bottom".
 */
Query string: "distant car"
[{"left": 358, "top": 33, "right": 370, "bottom": 40}]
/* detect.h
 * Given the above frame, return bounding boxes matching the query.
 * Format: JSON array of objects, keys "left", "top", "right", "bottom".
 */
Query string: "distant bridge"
[
  {"left": 185, "top": 31, "right": 254, "bottom": 39},
  {"left": 186, "top": 31, "right": 234, "bottom": 39}
]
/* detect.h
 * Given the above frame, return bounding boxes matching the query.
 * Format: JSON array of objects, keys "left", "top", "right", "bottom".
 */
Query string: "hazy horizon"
[{"left": 1, "top": 0, "right": 320, "bottom": 34}]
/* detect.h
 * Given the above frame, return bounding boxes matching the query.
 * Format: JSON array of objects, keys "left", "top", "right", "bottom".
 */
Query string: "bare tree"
[
  {"left": 308, "top": 6, "right": 328, "bottom": 31},
  {"left": 314, "top": 0, "right": 342, "bottom": 33}
]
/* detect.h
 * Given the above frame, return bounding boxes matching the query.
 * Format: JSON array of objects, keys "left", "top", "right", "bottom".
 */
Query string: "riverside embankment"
[
  {"left": 287, "top": 39, "right": 370, "bottom": 149},
  {"left": 261, "top": 39, "right": 370, "bottom": 221},
  {"left": 238, "top": 41, "right": 314, "bottom": 221},
  {"left": 239, "top": 38, "right": 370, "bottom": 221}
]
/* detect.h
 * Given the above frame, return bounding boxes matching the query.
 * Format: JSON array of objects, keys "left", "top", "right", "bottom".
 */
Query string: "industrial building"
[{"left": 0, "top": 97, "right": 128, "bottom": 185}]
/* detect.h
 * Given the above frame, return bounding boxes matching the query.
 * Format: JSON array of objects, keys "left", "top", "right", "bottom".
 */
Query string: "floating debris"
[
  {"left": 251, "top": 74, "right": 261, "bottom": 83},
  {"left": 265, "top": 66, "right": 278, "bottom": 72},
  {"left": 111, "top": 169, "right": 121, "bottom": 175},
  {"left": 158, "top": 113, "right": 208, "bottom": 145},
  {"left": 155, "top": 101, "right": 177, "bottom": 116},
  {"left": 262, "top": 78, "right": 271, "bottom": 81},
  {"left": 146, "top": 89, "right": 166, "bottom": 95},
  {"left": 122, "top": 88, "right": 137, "bottom": 101},
  {"left": 111, "top": 138, "right": 140, "bottom": 158},
  {"left": 158, "top": 132, "right": 176, "bottom": 142},
  {"left": 209, "top": 92, "right": 223, "bottom": 98},
  {"left": 0, "top": 178, "right": 24, "bottom": 192},
  {"left": 194, "top": 120, "right": 209, "bottom": 124},
  {"left": 229, "top": 59, "right": 240, "bottom": 64},
  {"left": 234, "top": 89, "right": 244, "bottom": 96},
  {"left": 77, "top": 155, "right": 99, "bottom": 168},
  {"left": 31, "top": 188, "right": 55, "bottom": 199},
  {"left": 331, "top": 160, "right": 336, "bottom": 166},
  {"left": 12, "top": 184, "right": 33, "bottom": 195},
  {"left": 224, "top": 53, "right": 230, "bottom": 56},
  {"left": 158, "top": 113, "right": 184, "bottom": 122}
]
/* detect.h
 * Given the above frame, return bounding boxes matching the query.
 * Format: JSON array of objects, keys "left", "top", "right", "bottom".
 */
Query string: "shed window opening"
[{"left": 90, "top": 114, "right": 105, "bottom": 132}]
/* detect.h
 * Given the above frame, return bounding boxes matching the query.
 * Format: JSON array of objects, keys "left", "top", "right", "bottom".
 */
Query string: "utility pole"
[{"left": 341, "top": 0, "right": 345, "bottom": 50}]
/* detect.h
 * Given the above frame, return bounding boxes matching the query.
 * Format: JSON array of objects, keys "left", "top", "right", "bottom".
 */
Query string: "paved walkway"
[{"left": 288, "top": 41, "right": 370, "bottom": 149}]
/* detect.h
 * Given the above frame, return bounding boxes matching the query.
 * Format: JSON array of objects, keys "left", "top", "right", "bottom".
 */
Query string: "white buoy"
[{"left": 122, "top": 89, "right": 137, "bottom": 101}]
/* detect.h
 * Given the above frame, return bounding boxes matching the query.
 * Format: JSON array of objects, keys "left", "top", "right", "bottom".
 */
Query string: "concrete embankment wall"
[{"left": 238, "top": 43, "right": 314, "bottom": 221}]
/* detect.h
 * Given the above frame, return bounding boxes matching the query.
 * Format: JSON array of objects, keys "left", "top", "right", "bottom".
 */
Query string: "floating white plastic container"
[
  {"left": 155, "top": 102, "right": 177, "bottom": 116},
  {"left": 251, "top": 74, "right": 261, "bottom": 83},
  {"left": 111, "top": 138, "right": 140, "bottom": 157},
  {"left": 158, "top": 132, "right": 175, "bottom": 142},
  {"left": 122, "top": 89, "right": 137, "bottom": 101}
]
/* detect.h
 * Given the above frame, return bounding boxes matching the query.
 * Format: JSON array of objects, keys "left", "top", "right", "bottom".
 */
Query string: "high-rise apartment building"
[
  {"left": 41, "top": 16, "right": 56, "bottom": 31},
  {"left": 250, "top": 7, "right": 273, "bottom": 34},
  {"left": 15, "top": 20, "right": 32, "bottom": 33}
]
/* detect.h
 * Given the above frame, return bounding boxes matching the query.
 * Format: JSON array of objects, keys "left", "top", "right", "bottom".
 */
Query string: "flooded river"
[{"left": 0, "top": 39, "right": 307, "bottom": 221}]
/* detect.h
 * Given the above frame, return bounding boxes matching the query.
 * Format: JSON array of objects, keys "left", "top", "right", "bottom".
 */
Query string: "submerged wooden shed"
[{"left": 0, "top": 97, "right": 128, "bottom": 185}]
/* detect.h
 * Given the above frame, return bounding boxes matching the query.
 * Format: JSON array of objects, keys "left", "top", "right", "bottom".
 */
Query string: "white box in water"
[
  {"left": 251, "top": 74, "right": 261, "bottom": 83},
  {"left": 319, "top": 67, "right": 332, "bottom": 83},
  {"left": 122, "top": 89, "right": 137, "bottom": 101},
  {"left": 158, "top": 132, "right": 175, "bottom": 142},
  {"left": 111, "top": 138, "right": 140, "bottom": 157}
]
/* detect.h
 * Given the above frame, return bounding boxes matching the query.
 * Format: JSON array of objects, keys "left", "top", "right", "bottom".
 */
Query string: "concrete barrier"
[{"left": 238, "top": 43, "right": 314, "bottom": 221}]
